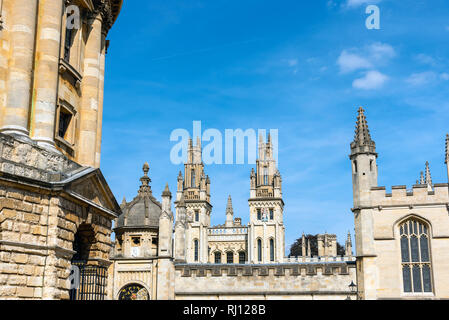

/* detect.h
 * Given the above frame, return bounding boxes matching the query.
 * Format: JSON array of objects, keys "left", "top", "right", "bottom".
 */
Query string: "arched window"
[
  {"left": 238, "top": 251, "right": 246, "bottom": 264},
  {"left": 191, "top": 169, "right": 196, "bottom": 187},
  {"left": 270, "top": 238, "right": 275, "bottom": 262},
  {"left": 263, "top": 168, "right": 268, "bottom": 185},
  {"left": 226, "top": 251, "right": 234, "bottom": 264},
  {"left": 194, "top": 239, "right": 199, "bottom": 262},
  {"left": 400, "top": 219, "right": 432, "bottom": 293},
  {"left": 257, "top": 239, "right": 262, "bottom": 262},
  {"left": 214, "top": 251, "right": 221, "bottom": 264}
]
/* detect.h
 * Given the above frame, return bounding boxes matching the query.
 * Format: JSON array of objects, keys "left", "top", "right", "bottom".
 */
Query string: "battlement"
[
  {"left": 175, "top": 260, "right": 355, "bottom": 278},
  {"left": 369, "top": 183, "right": 449, "bottom": 207},
  {"left": 284, "top": 256, "right": 355, "bottom": 263}
]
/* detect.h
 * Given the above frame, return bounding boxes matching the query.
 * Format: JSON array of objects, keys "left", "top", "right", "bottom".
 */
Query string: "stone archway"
[{"left": 69, "top": 223, "right": 107, "bottom": 300}]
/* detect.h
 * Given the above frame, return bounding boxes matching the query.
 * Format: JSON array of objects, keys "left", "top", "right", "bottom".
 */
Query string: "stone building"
[
  {"left": 109, "top": 136, "right": 357, "bottom": 300},
  {"left": 350, "top": 107, "right": 449, "bottom": 299},
  {"left": 0, "top": 0, "right": 123, "bottom": 299},
  {"left": 1, "top": 0, "right": 449, "bottom": 301}
]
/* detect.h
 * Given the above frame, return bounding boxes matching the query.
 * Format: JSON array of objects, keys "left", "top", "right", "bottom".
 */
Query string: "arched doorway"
[
  {"left": 69, "top": 223, "right": 107, "bottom": 300},
  {"left": 118, "top": 283, "right": 150, "bottom": 300}
]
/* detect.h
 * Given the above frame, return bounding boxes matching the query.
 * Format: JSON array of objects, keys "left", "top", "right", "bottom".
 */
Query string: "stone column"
[
  {"left": 0, "top": 0, "right": 38, "bottom": 137},
  {"left": 78, "top": 13, "right": 102, "bottom": 167},
  {"left": 94, "top": 30, "right": 107, "bottom": 168},
  {"left": 31, "top": 0, "right": 64, "bottom": 150}
]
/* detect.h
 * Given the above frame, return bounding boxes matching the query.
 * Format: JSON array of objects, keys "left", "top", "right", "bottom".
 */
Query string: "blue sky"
[{"left": 101, "top": 0, "right": 449, "bottom": 253}]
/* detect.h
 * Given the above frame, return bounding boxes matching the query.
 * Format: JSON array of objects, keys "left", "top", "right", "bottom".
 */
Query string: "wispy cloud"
[
  {"left": 406, "top": 71, "right": 438, "bottom": 86},
  {"left": 353, "top": 70, "right": 389, "bottom": 89},
  {"left": 337, "top": 51, "right": 372, "bottom": 73},
  {"left": 414, "top": 53, "right": 437, "bottom": 66},
  {"left": 440, "top": 73, "right": 449, "bottom": 81},
  {"left": 337, "top": 42, "right": 395, "bottom": 74}
]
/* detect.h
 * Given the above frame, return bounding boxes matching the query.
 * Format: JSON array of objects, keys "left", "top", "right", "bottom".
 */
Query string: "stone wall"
[{"left": 173, "top": 262, "right": 357, "bottom": 300}]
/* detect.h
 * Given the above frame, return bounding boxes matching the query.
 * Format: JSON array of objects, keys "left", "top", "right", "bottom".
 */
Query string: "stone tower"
[
  {"left": 350, "top": 107, "right": 379, "bottom": 299},
  {"left": 248, "top": 134, "right": 285, "bottom": 263},
  {"left": 174, "top": 137, "right": 212, "bottom": 263},
  {"left": 0, "top": 0, "right": 123, "bottom": 300}
]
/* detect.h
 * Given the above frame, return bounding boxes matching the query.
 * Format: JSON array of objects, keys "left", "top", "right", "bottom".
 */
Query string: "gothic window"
[
  {"left": 257, "top": 209, "right": 261, "bottom": 220},
  {"left": 269, "top": 209, "right": 274, "bottom": 220},
  {"left": 214, "top": 251, "right": 221, "bottom": 264},
  {"left": 257, "top": 239, "right": 262, "bottom": 262},
  {"left": 270, "top": 238, "right": 275, "bottom": 262},
  {"left": 226, "top": 251, "right": 234, "bottom": 264},
  {"left": 195, "top": 210, "right": 199, "bottom": 222},
  {"left": 400, "top": 219, "right": 432, "bottom": 293},
  {"left": 239, "top": 251, "right": 246, "bottom": 264},
  {"left": 194, "top": 240, "right": 199, "bottom": 262},
  {"left": 263, "top": 168, "right": 268, "bottom": 185},
  {"left": 191, "top": 169, "right": 196, "bottom": 187}
]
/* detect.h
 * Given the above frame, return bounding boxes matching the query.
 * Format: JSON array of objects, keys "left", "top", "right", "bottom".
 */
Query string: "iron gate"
[{"left": 69, "top": 261, "right": 107, "bottom": 300}]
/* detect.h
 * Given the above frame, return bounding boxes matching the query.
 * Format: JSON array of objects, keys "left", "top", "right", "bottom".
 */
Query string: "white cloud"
[
  {"left": 352, "top": 70, "right": 388, "bottom": 89},
  {"left": 370, "top": 43, "right": 396, "bottom": 61},
  {"left": 346, "top": 0, "right": 381, "bottom": 8},
  {"left": 337, "top": 43, "right": 395, "bottom": 74},
  {"left": 406, "top": 72, "right": 437, "bottom": 86},
  {"left": 337, "top": 50, "right": 372, "bottom": 73}
]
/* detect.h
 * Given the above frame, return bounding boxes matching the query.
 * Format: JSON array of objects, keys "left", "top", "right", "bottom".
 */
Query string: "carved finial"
[
  {"left": 143, "top": 162, "right": 149, "bottom": 175},
  {"left": 419, "top": 171, "right": 425, "bottom": 184},
  {"left": 226, "top": 195, "right": 233, "bottom": 213},
  {"left": 178, "top": 171, "right": 183, "bottom": 180},
  {"left": 425, "top": 161, "right": 432, "bottom": 187},
  {"left": 121, "top": 196, "right": 126, "bottom": 205},
  {"left": 138, "top": 162, "right": 152, "bottom": 194}
]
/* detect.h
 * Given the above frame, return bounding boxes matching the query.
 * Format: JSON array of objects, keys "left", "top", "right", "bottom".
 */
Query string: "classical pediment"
[{"left": 66, "top": 168, "right": 121, "bottom": 217}]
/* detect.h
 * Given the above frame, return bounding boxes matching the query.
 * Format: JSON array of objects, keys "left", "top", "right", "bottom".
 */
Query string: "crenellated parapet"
[
  {"left": 366, "top": 184, "right": 449, "bottom": 209},
  {"left": 175, "top": 261, "right": 355, "bottom": 278}
]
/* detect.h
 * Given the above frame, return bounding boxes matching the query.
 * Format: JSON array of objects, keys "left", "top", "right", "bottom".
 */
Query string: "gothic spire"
[
  {"left": 350, "top": 107, "right": 376, "bottom": 155},
  {"left": 162, "top": 183, "right": 171, "bottom": 197}
]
